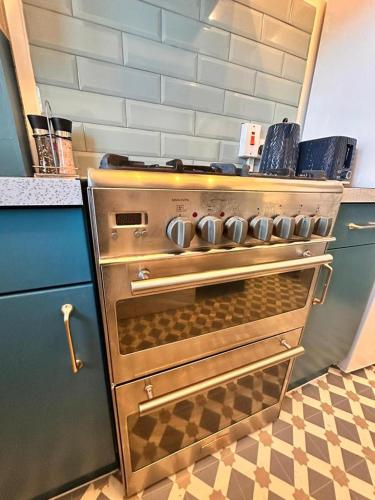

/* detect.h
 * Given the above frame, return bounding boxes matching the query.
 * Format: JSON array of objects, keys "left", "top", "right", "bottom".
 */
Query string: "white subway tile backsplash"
[
  {"left": 24, "top": 5, "right": 123, "bottom": 64},
  {"left": 229, "top": 35, "right": 284, "bottom": 76},
  {"left": 73, "top": 151, "right": 103, "bottom": 175},
  {"left": 38, "top": 85, "right": 125, "bottom": 126},
  {"left": 236, "top": 0, "right": 292, "bottom": 22},
  {"left": 23, "top": 0, "right": 72, "bottom": 15},
  {"left": 123, "top": 34, "right": 196, "bottom": 81},
  {"left": 282, "top": 54, "right": 306, "bottom": 83},
  {"left": 162, "top": 11, "right": 230, "bottom": 59},
  {"left": 201, "top": 0, "right": 262, "bottom": 41},
  {"left": 274, "top": 103, "right": 298, "bottom": 123},
  {"left": 142, "top": 0, "right": 200, "bottom": 19},
  {"left": 85, "top": 123, "right": 160, "bottom": 156},
  {"left": 72, "top": 122, "right": 86, "bottom": 150},
  {"left": 77, "top": 58, "right": 160, "bottom": 102},
  {"left": 197, "top": 55, "right": 255, "bottom": 95},
  {"left": 255, "top": 73, "right": 301, "bottom": 106},
  {"left": 72, "top": 0, "right": 161, "bottom": 40},
  {"left": 224, "top": 92, "right": 275, "bottom": 122},
  {"left": 30, "top": 46, "right": 78, "bottom": 89},
  {"left": 126, "top": 100, "right": 194, "bottom": 134},
  {"left": 219, "top": 141, "right": 239, "bottom": 162},
  {"left": 195, "top": 112, "right": 242, "bottom": 141},
  {"left": 162, "top": 77, "right": 224, "bottom": 114},
  {"left": 25, "top": 0, "right": 314, "bottom": 167},
  {"left": 262, "top": 15, "right": 310, "bottom": 58},
  {"left": 290, "top": 0, "right": 316, "bottom": 33},
  {"left": 162, "top": 133, "right": 219, "bottom": 161}
]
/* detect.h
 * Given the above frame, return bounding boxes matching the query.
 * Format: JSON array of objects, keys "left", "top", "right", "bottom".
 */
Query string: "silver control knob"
[
  {"left": 197, "top": 216, "right": 223, "bottom": 245},
  {"left": 166, "top": 217, "right": 194, "bottom": 248},
  {"left": 294, "top": 215, "right": 314, "bottom": 239},
  {"left": 224, "top": 216, "right": 248, "bottom": 244},
  {"left": 273, "top": 215, "right": 295, "bottom": 240},
  {"left": 313, "top": 216, "right": 333, "bottom": 237},
  {"left": 249, "top": 216, "right": 273, "bottom": 242}
]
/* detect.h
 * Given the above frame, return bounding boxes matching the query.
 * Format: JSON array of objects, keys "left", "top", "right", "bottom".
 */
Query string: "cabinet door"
[
  {"left": 0, "top": 208, "right": 92, "bottom": 294},
  {"left": 0, "top": 284, "right": 117, "bottom": 500},
  {"left": 291, "top": 245, "right": 375, "bottom": 386}
]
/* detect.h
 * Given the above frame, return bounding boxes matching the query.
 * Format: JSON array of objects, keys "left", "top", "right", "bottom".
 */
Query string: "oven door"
[
  {"left": 99, "top": 245, "right": 332, "bottom": 383},
  {"left": 115, "top": 329, "right": 304, "bottom": 496}
]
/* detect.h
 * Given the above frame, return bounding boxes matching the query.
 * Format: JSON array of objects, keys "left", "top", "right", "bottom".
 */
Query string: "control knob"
[
  {"left": 249, "top": 216, "right": 273, "bottom": 242},
  {"left": 166, "top": 217, "right": 194, "bottom": 248},
  {"left": 313, "top": 216, "right": 333, "bottom": 237},
  {"left": 273, "top": 215, "right": 295, "bottom": 240},
  {"left": 224, "top": 216, "right": 248, "bottom": 244},
  {"left": 294, "top": 215, "right": 314, "bottom": 239},
  {"left": 197, "top": 216, "right": 223, "bottom": 245}
]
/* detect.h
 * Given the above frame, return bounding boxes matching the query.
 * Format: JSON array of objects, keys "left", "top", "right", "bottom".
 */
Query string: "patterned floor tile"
[{"left": 56, "top": 366, "right": 375, "bottom": 500}]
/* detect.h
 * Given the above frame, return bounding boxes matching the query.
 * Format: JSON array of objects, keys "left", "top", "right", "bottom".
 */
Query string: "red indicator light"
[
  {"left": 192, "top": 211, "right": 198, "bottom": 218},
  {"left": 220, "top": 211, "right": 225, "bottom": 217},
  {"left": 250, "top": 132, "right": 255, "bottom": 145}
]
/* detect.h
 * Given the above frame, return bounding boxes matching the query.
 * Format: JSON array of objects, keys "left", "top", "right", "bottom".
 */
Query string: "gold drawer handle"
[
  {"left": 61, "top": 304, "right": 83, "bottom": 374},
  {"left": 138, "top": 346, "right": 304, "bottom": 416},
  {"left": 348, "top": 222, "right": 375, "bottom": 230}
]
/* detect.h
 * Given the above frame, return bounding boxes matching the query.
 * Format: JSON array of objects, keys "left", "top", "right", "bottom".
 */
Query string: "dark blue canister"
[{"left": 259, "top": 121, "right": 300, "bottom": 177}]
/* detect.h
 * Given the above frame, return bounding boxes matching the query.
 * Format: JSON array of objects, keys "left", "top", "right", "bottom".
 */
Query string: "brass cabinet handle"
[
  {"left": 313, "top": 263, "right": 333, "bottom": 306},
  {"left": 138, "top": 346, "right": 304, "bottom": 416},
  {"left": 131, "top": 254, "right": 333, "bottom": 296},
  {"left": 61, "top": 304, "right": 83, "bottom": 374},
  {"left": 348, "top": 222, "right": 375, "bottom": 230}
]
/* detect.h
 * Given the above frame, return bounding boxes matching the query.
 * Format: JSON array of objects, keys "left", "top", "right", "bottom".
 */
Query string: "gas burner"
[{"left": 99, "top": 154, "right": 238, "bottom": 176}]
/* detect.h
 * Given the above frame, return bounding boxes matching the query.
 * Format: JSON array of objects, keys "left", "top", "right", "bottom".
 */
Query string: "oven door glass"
[
  {"left": 127, "top": 360, "right": 288, "bottom": 471},
  {"left": 116, "top": 269, "right": 314, "bottom": 355}
]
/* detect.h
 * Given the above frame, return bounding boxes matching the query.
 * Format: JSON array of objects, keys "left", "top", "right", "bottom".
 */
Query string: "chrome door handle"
[
  {"left": 348, "top": 222, "right": 375, "bottom": 230},
  {"left": 313, "top": 263, "right": 333, "bottom": 306},
  {"left": 138, "top": 346, "right": 304, "bottom": 416},
  {"left": 61, "top": 304, "right": 83, "bottom": 374},
  {"left": 131, "top": 254, "right": 333, "bottom": 296}
]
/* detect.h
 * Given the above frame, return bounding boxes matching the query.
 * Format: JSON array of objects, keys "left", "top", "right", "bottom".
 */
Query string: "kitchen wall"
[
  {"left": 0, "top": 0, "right": 8, "bottom": 37},
  {"left": 0, "top": 0, "right": 33, "bottom": 176},
  {"left": 303, "top": 0, "right": 375, "bottom": 187},
  {"left": 22, "top": 0, "right": 316, "bottom": 175}
]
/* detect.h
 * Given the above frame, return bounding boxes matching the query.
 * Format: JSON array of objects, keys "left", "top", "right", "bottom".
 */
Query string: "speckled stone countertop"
[
  {"left": 0, "top": 177, "right": 83, "bottom": 206},
  {"left": 342, "top": 187, "right": 375, "bottom": 203}
]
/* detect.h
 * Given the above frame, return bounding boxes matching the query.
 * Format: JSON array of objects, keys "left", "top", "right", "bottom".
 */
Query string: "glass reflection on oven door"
[
  {"left": 127, "top": 361, "right": 288, "bottom": 471},
  {"left": 116, "top": 269, "right": 314, "bottom": 355}
]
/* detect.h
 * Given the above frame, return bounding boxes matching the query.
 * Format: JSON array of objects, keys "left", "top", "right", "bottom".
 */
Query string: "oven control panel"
[
  {"left": 166, "top": 214, "right": 332, "bottom": 248},
  {"left": 90, "top": 186, "right": 342, "bottom": 258}
]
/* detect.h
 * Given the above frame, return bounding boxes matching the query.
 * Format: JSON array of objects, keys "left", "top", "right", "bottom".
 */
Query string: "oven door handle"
[
  {"left": 131, "top": 254, "right": 333, "bottom": 296},
  {"left": 138, "top": 345, "right": 304, "bottom": 416},
  {"left": 313, "top": 263, "right": 334, "bottom": 306}
]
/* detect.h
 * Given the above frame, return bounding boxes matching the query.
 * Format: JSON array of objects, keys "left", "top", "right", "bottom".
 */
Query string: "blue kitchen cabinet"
[
  {"left": 0, "top": 208, "right": 92, "bottom": 294},
  {"left": 0, "top": 283, "right": 117, "bottom": 500},
  {"left": 290, "top": 203, "right": 375, "bottom": 387}
]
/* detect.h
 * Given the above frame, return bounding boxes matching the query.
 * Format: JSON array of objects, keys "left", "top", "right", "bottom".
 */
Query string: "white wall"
[
  {"left": 303, "top": 0, "right": 375, "bottom": 187},
  {"left": 0, "top": 0, "right": 8, "bottom": 37}
]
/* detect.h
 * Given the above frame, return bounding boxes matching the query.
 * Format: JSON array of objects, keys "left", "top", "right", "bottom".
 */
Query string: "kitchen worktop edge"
[
  {"left": 342, "top": 187, "right": 375, "bottom": 203},
  {"left": 0, "top": 177, "right": 83, "bottom": 206}
]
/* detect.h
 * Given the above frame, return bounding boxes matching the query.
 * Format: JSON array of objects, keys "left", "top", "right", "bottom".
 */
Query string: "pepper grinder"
[
  {"left": 27, "top": 114, "right": 56, "bottom": 173},
  {"left": 51, "top": 117, "right": 76, "bottom": 175}
]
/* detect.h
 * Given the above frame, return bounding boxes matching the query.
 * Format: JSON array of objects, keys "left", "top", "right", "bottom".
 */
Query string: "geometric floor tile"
[{"left": 54, "top": 365, "right": 375, "bottom": 500}]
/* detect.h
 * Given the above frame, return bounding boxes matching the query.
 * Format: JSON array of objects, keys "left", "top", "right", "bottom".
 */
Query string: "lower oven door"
[
  {"left": 100, "top": 247, "right": 331, "bottom": 383},
  {"left": 115, "top": 329, "right": 304, "bottom": 496}
]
